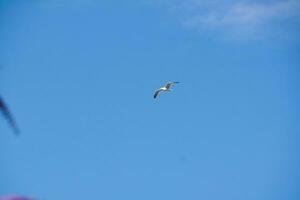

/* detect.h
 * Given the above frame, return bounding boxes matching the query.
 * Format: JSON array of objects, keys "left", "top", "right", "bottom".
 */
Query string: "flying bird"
[
  {"left": 154, "top": 82, "right": 179, "bottom": 99},
  {"left": 0, "top": 96, "right": 20, "bottom": 135}
]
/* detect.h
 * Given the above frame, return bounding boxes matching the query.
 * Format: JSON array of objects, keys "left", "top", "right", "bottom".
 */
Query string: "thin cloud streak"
[
  {"left": 188, "top": 1, "right": 299, "bottom": 31},
  {"left": 155, "top": 0, "right": 300, "bottom": 38}
]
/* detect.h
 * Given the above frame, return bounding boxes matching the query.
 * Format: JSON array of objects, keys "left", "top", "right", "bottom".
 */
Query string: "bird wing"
[
  {"left": 165, "top": 82, "right": 179, "bottom": 89},
  {"left": 154, "top": 89, "right": 163, "bottom": 99},
  {"left": 0, "top": 97, "right": 20, "bottom": 135}
]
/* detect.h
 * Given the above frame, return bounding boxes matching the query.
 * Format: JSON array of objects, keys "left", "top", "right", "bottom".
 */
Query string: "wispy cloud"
[{"left": 155, "top": 0, "right": 300, "bottom": 39}]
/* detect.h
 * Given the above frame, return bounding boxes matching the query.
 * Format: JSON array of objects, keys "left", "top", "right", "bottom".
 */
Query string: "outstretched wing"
[
  {"left": 165, "top": 82, "right": 179, "bottom": 89},
  {"left": 154, "top": 89, "right": 163, "bottom": 99},
  {"left": 0, "top": 97, "right": 20, "bottom": 135}
]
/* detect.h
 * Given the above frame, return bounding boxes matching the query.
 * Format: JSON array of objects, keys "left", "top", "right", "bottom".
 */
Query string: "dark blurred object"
[
  {"left": 0, "top": 196, "right": 34, "bottom": 200},
  {"left": 0, "top": 96, "right": 20, "bottom": 135}
]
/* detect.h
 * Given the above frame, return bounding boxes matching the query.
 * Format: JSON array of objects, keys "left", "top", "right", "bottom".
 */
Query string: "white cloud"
[{"left": 155, "top": 0, "right": 300, "bottom": 39}]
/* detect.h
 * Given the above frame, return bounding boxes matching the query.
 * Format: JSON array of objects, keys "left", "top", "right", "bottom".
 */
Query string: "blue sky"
[{"left": 0, "top": 0, "right": 300, "bottom": 199}]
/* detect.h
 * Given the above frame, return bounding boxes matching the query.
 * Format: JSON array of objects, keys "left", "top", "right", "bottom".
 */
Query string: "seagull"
[
  {"left": 154, "top": 82, "right": 180, "bottom": 99},
  {"left": 0, "top": 96, "right": 20, "bottom": 135}
]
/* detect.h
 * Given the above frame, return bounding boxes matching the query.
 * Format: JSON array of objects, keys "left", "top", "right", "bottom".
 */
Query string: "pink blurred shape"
[{"left": 0, "top": 196, "right": 34, "bottom": 200}]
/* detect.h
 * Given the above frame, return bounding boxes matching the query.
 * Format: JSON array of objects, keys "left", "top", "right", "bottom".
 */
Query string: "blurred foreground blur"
[{"left": 0, "top": 196, "right": 34, "bottom": 200}]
